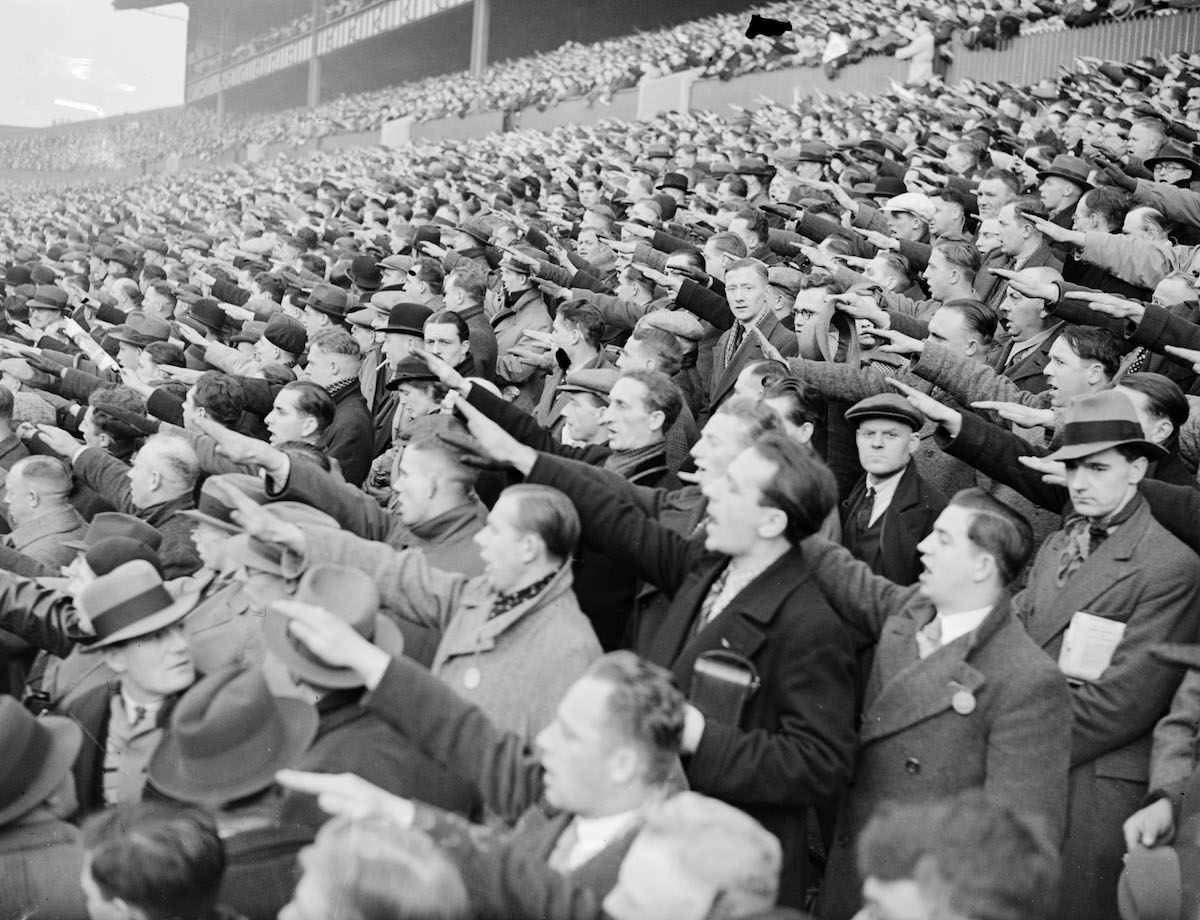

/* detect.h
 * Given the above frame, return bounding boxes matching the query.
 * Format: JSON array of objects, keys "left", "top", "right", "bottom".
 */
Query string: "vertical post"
[
  {"left": 216, "top": 91, "right": 226, "bottom": 122},
  {"left": 469, "top": 0, "right": 490, "bottom": 77},
  {"left": 307, "top": 0, "right": 324, "bottom": 108}
]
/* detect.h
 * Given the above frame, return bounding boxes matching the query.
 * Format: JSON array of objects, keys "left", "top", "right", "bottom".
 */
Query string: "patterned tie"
[
  {"left": 856, "top": 487, "right": 876, "bottom": 533},
  {"left": 1115, "top": 346, "right": 1147, "bottom": 379},
  {"left": 916, "top": 618, "right": 943, "bottom": 659},
  {"left": 695, "top": 566, "right": 731, "bottom": 635},
  {"left": 726, "top": 322, "right": 746, "bottom": 365},
  {"left": 131, "top": 705, "right": 147, "bottom": 729}
]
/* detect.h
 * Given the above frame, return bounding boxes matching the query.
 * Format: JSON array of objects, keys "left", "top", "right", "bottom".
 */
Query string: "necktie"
[
  {"left": 695, "top": 566, "right": 731, "bottom": 635},
  {"left": 856, "top": 487, "right": 876, "bottom": 532},
  {"left": 1116, "top": 346, "right": 1147, "bottom": 379},
  {"left": 130, "top": 705, "right": 147, "bottom": 729},
  {"left": 547, "top": 819, "right": 580, "bottom": 873},
  {"left": 726, "top": 322, "right": 746, "bottom": 364},
  {"left": 916, "top": 618, "right": 943, "bottom": 659}
]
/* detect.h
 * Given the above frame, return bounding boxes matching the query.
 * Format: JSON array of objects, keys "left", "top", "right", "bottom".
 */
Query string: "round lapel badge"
[
  {"left": 952, "top": 688, "right": 976, "bottom": 715},
  {"left": 463, "top": 667, "right": 482, "bottom": 690}
]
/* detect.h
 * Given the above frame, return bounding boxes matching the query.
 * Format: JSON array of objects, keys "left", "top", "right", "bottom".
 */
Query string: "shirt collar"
[{"left": 934, "top": 605, "right": 994, "bottom": 646}]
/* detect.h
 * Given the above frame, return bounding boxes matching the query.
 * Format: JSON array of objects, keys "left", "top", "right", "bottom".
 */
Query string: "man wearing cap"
[
  {"left": 492, "top": 246, "right": 553, "bottom": 409},
  {"left": 63, "top": 560, "right": 200, "bottom": 816},
  {"left": 735, "top": 157, "right": 777, "bottom": 213},
  {"left": 1039, "top": 154, "right": 1093, "bottom": 239},
  {"left": 300, "top": 282, "right": 349, "bottom": 337},
  {"left": 1, "top": 455, "right": 88, "bottom": 570},
  {"left": 372, "top": 301, "right": 434, "bottom": 455},
  {"left": 0, "top": 697, "right": 88, "bottom": 920},
  {"left": 264, "top": 565, "right": 482, "bottom": 829},
  {"left": 534, "top": 302, "right": 615, "bottom": 437},
  {"left": 840, "top": 394, "right": 947, "bottom": 586},
  {"left": 904, "top": 386, "right": 1200, "bottom": 920}
]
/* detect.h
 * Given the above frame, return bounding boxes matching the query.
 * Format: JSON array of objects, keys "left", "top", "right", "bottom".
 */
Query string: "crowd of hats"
[{"left": 0, "top": 0, "right": 1125, "bottom": 173}]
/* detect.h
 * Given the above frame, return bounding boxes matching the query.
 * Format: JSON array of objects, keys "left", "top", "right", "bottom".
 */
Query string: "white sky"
[{"left": 0, "top": 0, "right": 188, "bottom": 127}]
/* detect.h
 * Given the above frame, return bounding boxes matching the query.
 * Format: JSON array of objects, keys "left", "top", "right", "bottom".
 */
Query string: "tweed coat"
[
  {"left": 530, "top": 452, "right": 857, "bottom": 908},
  {"left": 365, "top": 654, "right": 642, "bottom": 904},
  {"left": 0, "top": 818, "right": 89, "bottom": 920},
  {"left": 491, "top": 287, "right": 553, "bottom": 407},
  {"left": 4, "top": 506, "right": 87, "bottom": 570},
  {"left": 946, "top": 412, "right": 1200, "bottom": 920},
  {"left": 841, "top": 460, "right": 947, "bottom": 587},
  {"left": 800, "top": 537, "right": 1073, "bottom": 920},
  {"left": 282, "top": 524, "right": 600, "bottom": 741}
]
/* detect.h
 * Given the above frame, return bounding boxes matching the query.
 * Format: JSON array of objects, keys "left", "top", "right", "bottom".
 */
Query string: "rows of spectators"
[
  {"left": 2, "top": 33, "right": 1200, "bottom": 920},
  {"left": 2, "top": 0, "right": 1183, "bottom": 171}
]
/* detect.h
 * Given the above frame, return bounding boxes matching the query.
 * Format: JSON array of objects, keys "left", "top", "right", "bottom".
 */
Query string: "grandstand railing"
[{"left": 2, "top": 9, "right": 1197, "bottom": 182}]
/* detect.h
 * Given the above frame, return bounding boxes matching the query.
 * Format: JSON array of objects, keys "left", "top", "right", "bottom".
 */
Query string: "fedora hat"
[
  {"left": 224, "top": 502, "right": 340, "bottom": 575},
  {"left": 264, "top": 565, "right": 404, "bottom": 689},
  {"left": 1037, "top": 154, "right": 1094, "bottom": 190},
  {"left": 1044, "top": 390, "right": 1167, "bottom": 462},
  {"left": 81, "top": 559, "right": 199, "bottom": 650},
  {"left": 384, "top": 354, "right": 440, "bottom": 389},
  {"left": 1118, "top": 841, "right": 1200, "bottom": 920},
  {"left": 179, "top": 474, "right": 268, "bottom": 534},
  {"left": 302, "top": 282, "right": 349, "bottom": 319},
  {"left": 0, "top": 698, "right": 81, "bottom": 825},
  {"left": 377, "top": 301, "right": 432, "bottom": 336},
  {"left": 453, "top": 218, "right": 492, "bottom": 246},
  {"left": 1146, "top": 140, "right": 1200, "bottom": 175},
  {"left": 869, "top": 176, "right": 908, "bottom": 199},
  {"left": 187, "top": 298, "right": 227, "bottom": 333},
  {"left": 26, "top": 285, "right": 70, "bottom": 312},
  {"left": 735, "top": 157, "right": 777, "bottom": 178},
  {"left": 63, "top": 511, "right": 163, "bottom": 553},
  {"left": 148, "top": 666, "right": 318, "bottom": 806},
  {"left": 347, "top": 255, "right": 382, "bottom": 292}
]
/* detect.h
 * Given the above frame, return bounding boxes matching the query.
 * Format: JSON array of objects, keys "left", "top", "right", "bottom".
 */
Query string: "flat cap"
[
  {"left": 637, "top": 309, "right": 705, "bottom": 343},
  {"left": 845, "top": 393, "right": 924, "bottom": 430},
  {"left": 558, "top": 368, "right": 621, "bottom": 400}
]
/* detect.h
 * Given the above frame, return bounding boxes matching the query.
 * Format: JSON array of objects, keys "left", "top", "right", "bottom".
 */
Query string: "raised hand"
[
  {"left": 275, "top": 770, "right": 416, "bottom": 826},
  {"left": 444, "top": 390, "right": 536, "bottom": 475},
  {"left": 409, "top": 346, "right": 469, "bottom": 395},
  {"left": 884, "top": 377, "right": 961, "bottom": 436},
  {"left": 972, "top": 400, "right": 1056, "bottom": 430},
  {"left": 868, "top": 326, "right": 923, "bottom": 355}
]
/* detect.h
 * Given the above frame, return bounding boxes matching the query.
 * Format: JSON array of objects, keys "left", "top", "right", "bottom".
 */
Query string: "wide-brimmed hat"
[
  {"left": 26, "top": 285, "right": 70, "bottom": 312},
  {"left": 225, "top": 502, "right": 339, "bottom": 575},
  {"left": 377, "top": 301, "right": 432, "bottom": 336},
  {"left": 1044, "top": 390, "right": 1167, "bottom": 462},
  {"left": 80, "top": 559, "right": 199, "bottom": 650},
  {"left": 302, "top": 282, "right": 349, "bottom": 319},
  {"left": 187, "top": 298, "right": 227, "bottom": 333},
  {"left": 0, "top": 699, "right": 81, "bottom": 825},
  {"left": 384, "top": 354, "right": 440, "bottom": 389},
  {"left": 1038, "top": 154, "right": 1094, "bottom": 190},
  {"left": 1118, "top": 840, "right": 1200, "bottom": 920},
  {"left": 148, "top": 665, "right": 318, "bottom": 806},
  {"left": 453, "top": 218, "right": 493, "bottom": 246},
  {"left": 735, "top": 157, "right": 776, "bottom": 178},
  {"left": 1146, "top": 140, "right": 1200, "bottom": 175},
  {"left": 63, "top": 511, "right": 163, "bottom": 553},
  {"left": 796, "top": 141, "right": 833, "bottom": 164},
  {"left": 263, "top": 564, "right": 404, "bottom": 689},
  {"left": 110, "top": 313, "right": 173, "bottom": 348},
  {"left": 347, "top": 255, "right": 382, "bottom": 291},
  {"left": 179, "top": 474, "right": 268, "bottom": 534}
]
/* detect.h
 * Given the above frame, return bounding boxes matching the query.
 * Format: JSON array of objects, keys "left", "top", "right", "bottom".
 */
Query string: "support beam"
[
  {"left": 469, "top": 0, "right": 490, "bottom": 77},
  {"left": 307, "top": 0, "right": 324, "bottom": 108}
]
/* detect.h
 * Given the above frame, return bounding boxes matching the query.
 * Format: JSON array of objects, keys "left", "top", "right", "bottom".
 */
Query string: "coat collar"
[
  {"left": 8, "top": 505, "right": 85, "bottom": 550},
  {"left": 409, "top": 498, "right": 488, "bottom": 545},
  {"left": 860, "top": 596, "right": 1013, "bottom": 744}
]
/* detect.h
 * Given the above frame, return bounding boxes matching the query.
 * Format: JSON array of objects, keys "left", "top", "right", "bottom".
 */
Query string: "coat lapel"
[{"left": 1024, "top": 500, "right": 1148, "bottom": 648}]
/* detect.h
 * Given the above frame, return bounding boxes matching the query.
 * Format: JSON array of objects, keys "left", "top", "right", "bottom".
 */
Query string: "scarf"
[
  {"left": 490, "top": 570, "right": 557, "bottom": 620},
  {"left": 1055, "top": 491, "right": 1143, "bottom": 586},
  {"left": 603, "top": 442, "right": 666, "bottom": 480}
]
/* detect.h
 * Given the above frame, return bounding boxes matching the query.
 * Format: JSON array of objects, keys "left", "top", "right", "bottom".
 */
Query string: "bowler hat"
[
  {"left": 302, "top": 282, "right": 349, "bottom": 319},
  {"left": 347, "top": 255, "right": 382, "bottom": 292},
  {"left": 735, "top": 157, "right": 777, "bottom": 178},
  {"left": 80, "top": 559, "right": 199, "bottom": 650},
  {"left": 869, "top": 176, "right": 908, "bottom": 199},
  {"left": 263, "top": 314, "right": 306, "bottom": 356},
  {"left": 0, "top": 698, "right": 81, "bottom": 825},
  {"left": 148, "top": 666, "right": 318, "bottom": 806},
  {"left": 187, "top": 298, "right": 227, "bottom": 333},
  {"left": 657, "top": 172, "right": 690, "bottom": 193},
  {"left": 179, "top": 474, "right": 268, "bottom": 534},
  {"left": 63, "top": 511, "right": 163, "bottom": 553},
  {"left": 377, "top": 301, "right": 433, "bottom": 336},
  {"left": 26, "top": 285, "right": 70, "bottom": 312},
  {"left": 1044, "top": 390, "right": 1167, "bottom": 462},
  {"left": 1037, "top": 154, "right": 1094, "bottom": 190},
  {"left": 845, "top": 393, "right": 924, "bottom": 430},
  {"left": 385, "top": 354, "right": 440, "bottom": 389},
  {"left": 264, "top": 565, "right": 404, "bottom": 689}
]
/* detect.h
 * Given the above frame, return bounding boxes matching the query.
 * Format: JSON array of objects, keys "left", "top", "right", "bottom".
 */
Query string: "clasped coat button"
[{"left": 905, "top": 757, "right": 921, "bottom": 775}]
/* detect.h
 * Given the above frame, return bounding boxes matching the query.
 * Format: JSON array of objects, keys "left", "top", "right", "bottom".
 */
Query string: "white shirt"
[
  {"left": 562, "top": 810, "right": 640, "bottom": 870},
  {"left": 120, "top": 689, "right": 163, "bottom": 729},
  {"left": 865, "top": 467, "right": 906, "bottom": 527},
  {"left": 933, "top": 605, "right": 994, "bottom": 647}
]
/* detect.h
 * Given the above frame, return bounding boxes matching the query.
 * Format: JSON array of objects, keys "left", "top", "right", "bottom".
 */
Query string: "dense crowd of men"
[
  {"left": 0, "top": 0, "right": 1097, "bottom": 171},
  {"left": 3, "top": 30, "right": 1200, "bottom": 920}
]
